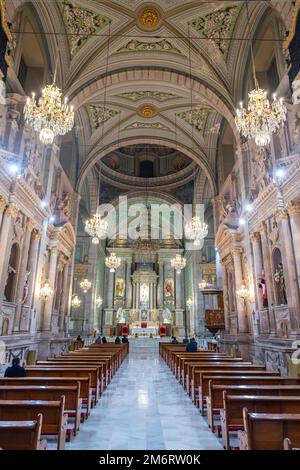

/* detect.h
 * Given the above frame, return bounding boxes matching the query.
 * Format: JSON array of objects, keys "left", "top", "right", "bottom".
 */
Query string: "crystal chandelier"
[
  {"left": 235, "top": 88, "right": 286, "bottom": 146},
  {"left": 24, "top": 84, "right": 74, "bottom": 145},
  {"left": 185, "top": 216, "right": 208, "bottom": 246},
  {"left": 39, "top": 280, "right": 54, "bottom": 301},
  {"left": 71, "top": 294, "right": 81, "bottom": 309},
  {"left": 85, "top": 213, "right": 108, "bottom": 244},
  {"left": 235, "top": 1, "right": 286, "bottom": 147},
  {"left": 171, "top": 254, "right": 186, "bottom": 274},
  {"left": 95, "top": 296, "right": 103, "bottom": 307},
  {"left": 105, "top": 252, "right": 121, "bottom": 272},
  {"left": 79, "top": 278, "right": 92, "bottom": 293}
]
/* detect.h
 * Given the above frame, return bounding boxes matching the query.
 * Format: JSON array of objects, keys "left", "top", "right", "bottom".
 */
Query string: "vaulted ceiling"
[{"left": 10, "top": 0, "right": 290, "bottom": 198}]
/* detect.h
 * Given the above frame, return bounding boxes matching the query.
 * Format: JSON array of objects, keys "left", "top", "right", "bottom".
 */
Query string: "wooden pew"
[
  {"left": 238, "top": 410, "right": 300, "bottom": 450},
  {"left": 0, "top": 384, "right": 82, "bottom": 437},
  {"left": 221, "top": 391, "right": 300, "bottom": 449},
  {"left": 65, "top": 351, "right": 118, "bottom": 375},
  {"left": 37, "top": 360, "right": 106, "bottom": 395},
  {"left": 0, "top": 397, "right": 67, "bottom": 450},
  {"left": 0, "top": 376, "right": 92, "bottom": 418},
  {"left": 0, "top": 414, "right": 47, "bottom": 450},
  {"left": 179, "top": 356, "right": 247, "bottom": 387},
  {"left": 195, "top": 369, "right": 278, "bottom": 410},
  {"left": 45, "top": 356, "right": 112, "bottom": 386},
  {"left": 26, "top": 366, "right": 100, "bottom": 405},
  {"left": 172, "top": 353, "right": 229, "bottom": 377},
  {"left": 206, "top": 376, "right": 300, "bottom": 429}
]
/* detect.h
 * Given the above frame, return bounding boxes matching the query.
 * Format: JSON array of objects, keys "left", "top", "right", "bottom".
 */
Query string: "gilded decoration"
[
  {"left": 137, "top": 6, "right": 161, "bottom": 31},
  {"left": 124, "top": 121, "right": 170, "bottom": 131},
  {"left": 117, "top": 91, "right": 177, "bottom": 102},
  {"left": 189, "top": 5, "right": 241, "bottom": 58},
  {"left": 116, "top": 39, "right": 181, "bottom": 54},
  {"left": 176, "top": 107, "right": 210, "bottom": 134},
  {"left": 138, "top": 104, "right": 157, "bottom": 118},
  {"left": 87, "top": 105, "right": 119, "bottom": 132},
  {"left": 60, "top": 1, "right": 111, "bottom": 57}
]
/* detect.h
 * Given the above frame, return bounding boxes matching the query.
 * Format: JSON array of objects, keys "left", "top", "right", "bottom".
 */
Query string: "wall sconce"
[
  {"left": 186, "top": 297, "right": 193, "bottom": 308},
  {"left": 236, "top": 282, "right": 251, "bottom": 302},
  {"left": 39, "top": 281, "right": 54, "bottom": 301},
  {"left": 95, "top": 296, "right": 103, "bottom": 307}
]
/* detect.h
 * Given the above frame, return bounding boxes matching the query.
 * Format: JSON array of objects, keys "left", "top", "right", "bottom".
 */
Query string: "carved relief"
[
  {"left": 176, "top": 107, "right": 210, "bottom": 134},
  {"left": 251, "top": 146, "right": 272, "bottom": 195},
  {"left": 87, "top": 105, "right": 119, "bottom": 132},
  {"left": 116, "top": 39, "right": 181, "bottom": 54},
  {"left": 116, "top": 91, "right": 177, "bottom": 102}
]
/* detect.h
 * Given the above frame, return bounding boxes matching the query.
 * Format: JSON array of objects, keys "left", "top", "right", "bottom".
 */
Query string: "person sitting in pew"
[
  {"left": 186, "top": 338, "right": 197, "bottom": 352},
  {"left": 4, "top": 357, "right": 27, "bottom": 378},
  {"left": 102, "top": 336, "right": 107, "bottom": 343},
  {"left": 122, "top": 336, "right": 128, "bottom": 344},
  {"left": 95, "top": 336, "right": 102, "bottom": 344},
  {"left": 76, "top": 335, "right": 82, "bottom": 341},
  {"left": 182, "top": 337, "right": 189, "bottom": 344},
  {"left": 171, "top": 336, "right": 179, "bottom": 344},
  {"left": 115, "top": 336, "right": 121, "bottom": 344}
]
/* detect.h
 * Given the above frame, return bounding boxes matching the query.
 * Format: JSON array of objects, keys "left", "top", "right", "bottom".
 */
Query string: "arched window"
[
  {"left": 140, "top": 160, "right": 154, "bottom": 178},
  {"left": 4, "top": 243, "right": 20, "bottom": 303}
]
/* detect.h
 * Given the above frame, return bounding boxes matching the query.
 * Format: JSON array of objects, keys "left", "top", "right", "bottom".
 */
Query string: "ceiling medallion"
[
  {"left": 138, "top": 104, "right": 157, "bottom": 118},
  {"left": 137, "top": 5, "right": 161, "bottom": 31}
]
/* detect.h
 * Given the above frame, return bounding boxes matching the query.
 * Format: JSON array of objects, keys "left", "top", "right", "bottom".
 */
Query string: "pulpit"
[{"left": 159, "top": 325, "right": 167, "bottom": 336}]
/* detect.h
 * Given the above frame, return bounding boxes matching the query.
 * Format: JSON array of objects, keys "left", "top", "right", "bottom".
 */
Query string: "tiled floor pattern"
[{"left": 65, "top": 348, "right": 223, "bottom": 450}]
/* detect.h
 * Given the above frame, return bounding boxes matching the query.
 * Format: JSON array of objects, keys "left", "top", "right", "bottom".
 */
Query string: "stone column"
[
  {"left": 153, "top": 283, "right": 157, "bottom": 309},
  {"left": 175, "top": 271, "right": 182, "bottom": 309},
  {"left": 107, "top": 269, "right": 114, "bottom": 309},
  {"left": 157, "top": 261, "right": 164, "bottom": 308},
  {"left": 126, "top": 260, "right": 132, "bottom": 308},
  {"left": 42, "top": 247, "right": 58, "bottom": 331},
  {"left": 26, "top": 229, "right": 41, "bottom": 308},
  {"left": 275, "top": 207, "right": 300, "bottom": 331},
  {"left": 0, "top": 204, "right": 19, "bottom": 307},
  {"left": 287, "top": 200, "right": 300, "bottom": 286},
  {"left": 259, "top": 221, "right": 276, "bottom": 334},
  {"left": 59, "top": 262, "right": 69, "bottom": 332},
  {"left": 0, "top": 196, "right": 7, "bottom": 227},
  {"left": 250, "top": 232, "right": 264, "bottom": 309},
  {"left": 149, "top": 283, "right": 153, "bottom": 310},
  {"left": 13, "top": 218, "right": 35, "bottom": 331},
  {"left": 221, "top": 263, "right": 230, "bottom": 332},
  {"left": 136, "top": 282, "right": 140, "bottom": 310},
  {"left": 132, "top": 282, "right": 136, "bottom": 310},
  {"left": 232, "top": 247, "right": 249, "bottom": 333}
]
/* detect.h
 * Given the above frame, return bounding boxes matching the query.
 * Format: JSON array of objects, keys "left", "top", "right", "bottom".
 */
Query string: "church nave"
[{"left": 66, "top": 348, "right": 222, "bottom": 451}]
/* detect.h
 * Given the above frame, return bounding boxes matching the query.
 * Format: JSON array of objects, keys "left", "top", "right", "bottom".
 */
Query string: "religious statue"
[
  {"left": 115, "top": 278, "right": 125, "bottom": 298},
  {"left": 21, "top": 270, "right": 30, "bottom": 305},
  {"left": 274, "top": 263, "right": 287, "bottom": 305},
  {"left": 257, "top": 270, "right": 268, "bottom": 308}
]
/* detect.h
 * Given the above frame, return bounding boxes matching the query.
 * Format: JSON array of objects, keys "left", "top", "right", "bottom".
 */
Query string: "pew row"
[{"left": 0, "top": 414, "right": 47, "bottom": 450}]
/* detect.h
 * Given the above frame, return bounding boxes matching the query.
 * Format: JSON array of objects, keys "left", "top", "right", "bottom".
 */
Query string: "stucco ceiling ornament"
[
  {"left": 116, "top": 39, "right": 181, "bottom": 54},
  {"left": 138, "top": 104, "right": 157, "bottom": 118},
  {"left": 87, "top": 105, "right": 119, "bottom": 132},
  {"left": 137, "top": 5, "right": 162, "bottom": 31},
  {"left": 117, "top": 91, "right": 177, "bottom": 102},
  {"left": 189, "top": 5, "right": 241, "bottom": 58},
  {"left": 124, "top": 121, "right": 170, "bottom": 131},
  {"left": 61, "top": 1, "right": 111, "bottom": 57},
  {"left": 176, "top": 107, "right": 210, "bottom": 134}
]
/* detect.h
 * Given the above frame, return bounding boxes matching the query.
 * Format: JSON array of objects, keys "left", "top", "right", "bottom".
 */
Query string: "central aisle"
[{"left": 66, "top": 344, "right": 223, "bottom": 450}]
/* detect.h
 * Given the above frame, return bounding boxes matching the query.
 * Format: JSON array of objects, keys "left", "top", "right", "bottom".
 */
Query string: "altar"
[{"left": 131, "top": 325, "right": 157, "bottom": 336}]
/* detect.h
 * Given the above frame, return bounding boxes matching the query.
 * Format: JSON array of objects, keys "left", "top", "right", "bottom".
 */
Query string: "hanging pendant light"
[
  {"left": 105, "top": 252, "right": 121, "bottom": 272},
  {"left": 71, "top": 294, "right": 81, "bottom": 309},
  {"left": 79, "top": 278, "right": 92, "bottom": 293},
  {"left": 235, "top": 1, "right": 286, "bottom": 146},
  {"left": 24, "top": 52, "right": 74, "bottom": 144},
  {"left": 171, "top": 253, "right": 186, "bottom": 274},
  {"left": 39, "top": 280, "right": 54, "bottom": 301},
  {"left": 85, "top": 213, "right": 108, "bottom": 244},
  {"left": 185, "top": 216, "right": 208, "bottom": 246}
]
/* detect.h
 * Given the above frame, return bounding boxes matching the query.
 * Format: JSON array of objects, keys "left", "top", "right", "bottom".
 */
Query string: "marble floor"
[{"left": 65, "top": 344, "right": 223, "bottom": 450}]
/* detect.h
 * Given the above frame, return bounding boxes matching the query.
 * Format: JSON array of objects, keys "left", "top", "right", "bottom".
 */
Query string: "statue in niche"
[
  {"left": 274, "top": 263, "right": 287, "bottom": 305},
  {"left": 258, "top": 270, "right": 268, "bottom": 308},
  {"left": 251, "top": 146, "right": 272, "bottom": 193},
  {"left": 21, "top": 271, "right": 30, "bottom": 305}
]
